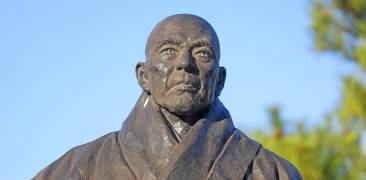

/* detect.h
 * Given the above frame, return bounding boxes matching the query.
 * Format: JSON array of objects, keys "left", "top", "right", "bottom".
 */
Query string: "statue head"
[{"left": 136, "top": 14, "right": 226, "bottom": 119}]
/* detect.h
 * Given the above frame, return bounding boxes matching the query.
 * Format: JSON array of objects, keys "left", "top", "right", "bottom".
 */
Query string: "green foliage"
[
  {"left": 255, "top": 106, "right": 366, "bottom": 179},
  {"left": 338, "top": 76, "right": 366, "bottom": 130},
  {"left": 252, "top": 0, "right": 366, "bottom": 179},
  {"left": 311, "top": 0, "right": 366, "bottom": 69}
]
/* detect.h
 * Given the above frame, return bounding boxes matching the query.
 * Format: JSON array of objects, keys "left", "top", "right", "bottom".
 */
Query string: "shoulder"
[
  {"left": 252, "top": 147, "right": 302, "bottom": 179},
  {"left": 237, "top": 131, "right": 302, "bottom": 180},
  {"left": 33, "top": 131, "right": 120, "bottom": 180}
]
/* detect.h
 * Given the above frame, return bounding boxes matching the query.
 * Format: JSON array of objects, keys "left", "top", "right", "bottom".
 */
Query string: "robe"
[{"left": 33, "top": 93, "right": 302, "bottom": 180}]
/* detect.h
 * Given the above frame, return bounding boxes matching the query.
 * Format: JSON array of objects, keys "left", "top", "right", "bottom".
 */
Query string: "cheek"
[
  {"left": 148, "top": 62, "right": 172, "bottom": 92},
  {"left": 200, "top": 63, "right": 217, "bottom": 84},
  {"left": 154, "top": 63, "right": 169, "bottom": 80},
  {"left": 199, "top": 65, "right": 219, "bottom": 95}
]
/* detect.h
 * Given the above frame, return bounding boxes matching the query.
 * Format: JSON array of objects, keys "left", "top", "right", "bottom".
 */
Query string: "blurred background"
[{"left": 1, "top": 0, "right": 365, "bottom": 179}]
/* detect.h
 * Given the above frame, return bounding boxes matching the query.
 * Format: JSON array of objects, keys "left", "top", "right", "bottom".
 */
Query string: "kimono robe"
[{"left": 33, "top": 93, "right": 302, "bottom": 180}]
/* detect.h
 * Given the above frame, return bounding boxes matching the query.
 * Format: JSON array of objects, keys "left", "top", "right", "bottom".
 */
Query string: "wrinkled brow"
[
  {"left": 155, "top": 38, "right": 181, "bottom": 52},
  {"left": 190, "top": 40, "right": 213, "bottom": 49}
]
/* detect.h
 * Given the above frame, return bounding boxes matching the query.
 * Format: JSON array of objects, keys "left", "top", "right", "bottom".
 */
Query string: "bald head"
[
  {"left": 145, "top": 14, "right": 220, "bottom": 62},
  {"left": 137, "top": 14, "right": 226, "bottom": 118}
]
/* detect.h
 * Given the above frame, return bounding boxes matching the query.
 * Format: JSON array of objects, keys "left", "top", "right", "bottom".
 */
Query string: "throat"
[{"left": 160, "top": 108, "right": 192, "bottom": 142}]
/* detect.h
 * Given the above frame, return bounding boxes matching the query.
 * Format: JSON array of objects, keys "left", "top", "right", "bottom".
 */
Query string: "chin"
[{"left": 163, "top": 92, "right": 204, "bottom": 116}]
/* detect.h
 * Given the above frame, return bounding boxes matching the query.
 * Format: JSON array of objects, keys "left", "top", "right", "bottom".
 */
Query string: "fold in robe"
[{"left": 33, "top": 93, "right": 302, "bottom": 180}]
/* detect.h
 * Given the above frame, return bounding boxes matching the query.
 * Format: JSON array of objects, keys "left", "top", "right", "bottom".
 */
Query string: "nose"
[{"left": 176, "top": 50, "right": 198, "bottom": 75}]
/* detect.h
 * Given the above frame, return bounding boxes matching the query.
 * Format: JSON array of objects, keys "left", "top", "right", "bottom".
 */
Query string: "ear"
[
  {"left": 215, "top": 66, "right": 226, "bottom": 97},
  {"left": 136, "top": 62, "right": 151, "bottom": 95}
]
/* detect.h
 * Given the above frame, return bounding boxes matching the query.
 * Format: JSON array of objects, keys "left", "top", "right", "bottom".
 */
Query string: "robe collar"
[{"left": 117, "top": 93, "right": 259, "bottom": 179}]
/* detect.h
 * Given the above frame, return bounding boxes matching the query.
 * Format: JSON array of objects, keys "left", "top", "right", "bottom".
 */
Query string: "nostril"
[{"left": 176, "top": 66, "right": 183, "bottom": 71}]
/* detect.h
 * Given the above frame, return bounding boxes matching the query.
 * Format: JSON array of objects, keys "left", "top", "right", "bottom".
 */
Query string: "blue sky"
[{"left": 0, "top": 0, "right": 355, "bottom": 179}]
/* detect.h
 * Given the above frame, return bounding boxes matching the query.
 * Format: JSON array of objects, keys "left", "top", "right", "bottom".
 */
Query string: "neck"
[
  {"left": 161, "top": 104, "right": 212, "bottom": 126},
  {"left": 148, "top": 96, "right": 212, "bottom": 125}
]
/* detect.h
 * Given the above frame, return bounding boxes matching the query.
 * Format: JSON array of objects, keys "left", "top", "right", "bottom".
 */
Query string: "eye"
[
  {"left": 195, "top": 50, "right": 211, "bottom": 58},
  {"left": 160, "top": 48, "right": 176, "bottom": 57}
]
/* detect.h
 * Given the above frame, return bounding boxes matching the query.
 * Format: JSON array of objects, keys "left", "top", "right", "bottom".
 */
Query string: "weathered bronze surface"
[{"left": 33, "top": 14, "right": 302, "bottom": 180}]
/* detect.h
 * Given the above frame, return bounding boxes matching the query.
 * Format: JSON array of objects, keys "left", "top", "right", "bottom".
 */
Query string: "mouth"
[{"left": 170, "top": 83, "right": 199, "bottom": 93}]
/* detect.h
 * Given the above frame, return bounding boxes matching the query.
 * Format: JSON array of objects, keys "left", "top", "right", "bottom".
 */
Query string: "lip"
[{"left": 171, "top": 83, "right": 198, "bottom": 93}]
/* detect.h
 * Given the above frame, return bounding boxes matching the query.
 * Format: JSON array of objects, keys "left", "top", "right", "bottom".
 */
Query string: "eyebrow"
[
  {"left": 153, "top": 38, "right": 214, "bottom": 54},
  {"left": 190, "top": 40, "right": 213, "bottom": 49},
  {"left": 155, "top": 38, "right": 182, "bottom": 52}
]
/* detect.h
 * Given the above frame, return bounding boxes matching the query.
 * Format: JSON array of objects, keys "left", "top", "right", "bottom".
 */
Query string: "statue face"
[{"left": 138, "top": 15, "right": 225, "bottom": 117}]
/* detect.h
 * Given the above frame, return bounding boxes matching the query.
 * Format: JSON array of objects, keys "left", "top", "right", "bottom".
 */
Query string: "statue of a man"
[{"left": 34, "top": 14, "right": 302, "bottom": 180}]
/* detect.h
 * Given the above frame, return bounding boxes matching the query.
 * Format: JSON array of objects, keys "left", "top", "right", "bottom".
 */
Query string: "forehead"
[
  {"left": 145, "top": 15, "right": 220, "bottom": 58},
  {"left": 150, "top": 21, "right": 214, "bottom": 48}
]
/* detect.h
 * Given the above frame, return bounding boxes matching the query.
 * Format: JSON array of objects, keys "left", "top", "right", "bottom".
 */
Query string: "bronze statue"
[{"left": 34, "top": 14, "right": 302, "bottom": 180}]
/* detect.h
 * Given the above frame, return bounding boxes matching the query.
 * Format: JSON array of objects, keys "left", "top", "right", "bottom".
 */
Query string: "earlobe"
[
  {"left": 215, "top": 67, "right": 226, "bottom": 97},
  {"left": 135, "top": 62, "right": 151, "bottom": 95}
]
